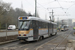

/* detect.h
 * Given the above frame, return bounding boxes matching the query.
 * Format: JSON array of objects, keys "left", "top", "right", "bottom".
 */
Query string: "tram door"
[
  {"left": 33, "top": 21, "right": 38, "bottom": 40},
  {"left": 48, "top": 23, "right": 50, "bottom": 36}
]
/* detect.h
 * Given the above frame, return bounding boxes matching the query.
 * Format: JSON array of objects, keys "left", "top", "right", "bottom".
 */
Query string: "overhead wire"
[
  {"left": 43, "top": 1, "right": 55, "bottom": 6},
  {"left": 33, "top": 0, "right": 49, "bottom": 11},
  {"left": 57, "top": 0, "right": 69, "bottom": 16},
  {"left": 33, "top": 0, "right": 74, "bottom": 16},
  {"left": 37, "top": 2, "right": 47, "bottom": 10},
  {"left": 67, "top": 3, "right": 75, "bottom": 10}
]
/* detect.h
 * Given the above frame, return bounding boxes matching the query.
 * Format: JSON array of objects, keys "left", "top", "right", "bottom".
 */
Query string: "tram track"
[
  {"left": 13, "top": 34, "right": 58, "bottom": 49},
  {"left": 35, "top": 30, "right": 71, "bottom": 50},
  {"left": 17, "top": 31, "right": 66, "bottom": 50},
  {"left": 52, "top": 31, "right": 71, "bottom": 50}
]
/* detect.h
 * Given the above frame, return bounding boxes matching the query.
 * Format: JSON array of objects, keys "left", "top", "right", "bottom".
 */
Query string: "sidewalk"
[
  {"left": 66, "top": 31, "right": 75, "bottom": 50},
  {"left": 66, "top": 40, "right": 75, "bottom": 50}
]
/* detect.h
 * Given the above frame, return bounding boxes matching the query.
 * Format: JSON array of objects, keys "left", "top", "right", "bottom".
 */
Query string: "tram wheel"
[
  {"left": 51, "top": 32, "right": 57, "bottom": 36},
  {"left": 39, "top": 36, "right": 43, "bottom": 40},
  {"left": 55, "top": 32, "right": 57, "bottom": 35}
]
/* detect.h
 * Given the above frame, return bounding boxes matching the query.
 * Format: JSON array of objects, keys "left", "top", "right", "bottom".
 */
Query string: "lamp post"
[{"left": 5, "top": 8, "right": 10, "bottom": 39}]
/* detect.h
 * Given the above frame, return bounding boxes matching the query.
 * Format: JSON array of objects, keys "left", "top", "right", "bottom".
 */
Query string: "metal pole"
[
  {"left": 35, "top": 0, "right": 37, "bottom": 17},
  {"left": 21, "top": 0, "right": 23, "bottom": 16},
  {"left": 52, "top": 9, "right": 54, "bottom": 22},
  {"left": 6, "top": 23, "right": 7, "bottom": 39},
  {"left": 49, "top": 16, "right": 51, "bottom": 21},
  {"left": 49, "top": 12, "right": 51, "bottom": 21}
]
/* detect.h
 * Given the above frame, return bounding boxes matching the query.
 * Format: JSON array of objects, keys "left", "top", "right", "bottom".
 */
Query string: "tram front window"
[{"left": 19, "top": 21, "right": 30, "bottom": 30}]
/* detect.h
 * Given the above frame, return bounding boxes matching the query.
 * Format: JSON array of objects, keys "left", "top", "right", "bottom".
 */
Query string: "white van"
[{"left": 8, "top": 25, "right": 16, "bottom": 30}]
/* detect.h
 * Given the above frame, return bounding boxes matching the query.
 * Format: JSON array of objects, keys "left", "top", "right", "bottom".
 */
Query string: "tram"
[
  {"left": 17, "top": 16, "right": 57, "bottom": 41},
  {"left": 60, "top": 25, "right": 69, "bottom": 31}
]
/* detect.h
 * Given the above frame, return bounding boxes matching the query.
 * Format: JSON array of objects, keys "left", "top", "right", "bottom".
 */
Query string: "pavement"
[{"left": 65, "top": 30, "right": 75, "bottom": 50}]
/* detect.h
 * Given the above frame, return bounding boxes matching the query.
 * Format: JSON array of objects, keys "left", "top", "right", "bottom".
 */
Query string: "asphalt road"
[
  {"left": 0, "top": 30, "right": 72, "bottom": 50},
  {"left": 0, "top": 31, "right": 18, "bottom": 37}
]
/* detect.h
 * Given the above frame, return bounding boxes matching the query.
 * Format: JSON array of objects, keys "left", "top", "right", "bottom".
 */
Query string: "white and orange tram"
[{"left": 17, "top": 16, "right": 57, "bottom": 41}]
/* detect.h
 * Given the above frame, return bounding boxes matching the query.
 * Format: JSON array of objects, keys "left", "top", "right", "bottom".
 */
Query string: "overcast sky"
[{"left": 2, "top": 0, "right": 75, "bottom": 21}]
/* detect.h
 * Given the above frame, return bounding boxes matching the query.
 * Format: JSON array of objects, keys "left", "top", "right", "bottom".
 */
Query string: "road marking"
[{"left": 24, "top": 48, "right": 28, "bottom": 50}]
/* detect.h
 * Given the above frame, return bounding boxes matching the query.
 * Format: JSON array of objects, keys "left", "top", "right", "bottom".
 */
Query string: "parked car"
[{"left": 8, "top": 25, "right": 16, "bottom": 30}]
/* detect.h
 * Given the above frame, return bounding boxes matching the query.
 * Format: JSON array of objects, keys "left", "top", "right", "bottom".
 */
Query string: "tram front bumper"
[{"left": 17, "top": 37, "right": 28, "bottom": 40}]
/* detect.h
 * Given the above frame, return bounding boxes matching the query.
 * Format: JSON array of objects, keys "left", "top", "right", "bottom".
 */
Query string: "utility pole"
[
  {"left": 35, "top": 0, "right": 37, "bottom": 17},
  {"left": 49, "top": 16, "right": 51, "bottom": 21},
  {"left": 21, "top": 0, "right": 23, "bottom": 16},
  {"left": 21, "top": 0, "right": 23, "bottom": 10},
  {"left": 52, "top": 9, "right": 54, "bottom": 22},
  {"left": 49, "top": 9, "right": 54, "bottom": 22}
]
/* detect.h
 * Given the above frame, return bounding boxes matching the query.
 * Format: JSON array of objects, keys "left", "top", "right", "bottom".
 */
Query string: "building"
[{"left": 61, "top": 19, "right": 72, "bottom": 27}]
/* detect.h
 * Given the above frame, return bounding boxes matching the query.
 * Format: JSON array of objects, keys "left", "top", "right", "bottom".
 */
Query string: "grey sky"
[{"left": 3, "top": 0, "right": 75, "bottom": 21}]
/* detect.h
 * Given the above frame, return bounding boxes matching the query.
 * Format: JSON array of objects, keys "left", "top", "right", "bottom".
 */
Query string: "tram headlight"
[
  {"left": 24, "top": 34, "right": 26, "bottom": 36},
  {"left": 19, "top": 34, "right": 21, "bottom": 36}
]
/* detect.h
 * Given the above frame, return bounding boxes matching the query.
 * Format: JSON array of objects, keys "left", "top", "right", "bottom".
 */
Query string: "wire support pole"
[{"left": 35, "top": 0, "right": 37, "bottom": 17}]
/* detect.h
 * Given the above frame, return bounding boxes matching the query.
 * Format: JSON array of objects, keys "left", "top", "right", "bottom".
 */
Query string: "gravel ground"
[{"left": 0, "top": 35, "right": 18, "bottom": 42}]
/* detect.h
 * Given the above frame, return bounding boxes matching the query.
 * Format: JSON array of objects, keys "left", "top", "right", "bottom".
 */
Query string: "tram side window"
[
  {"left": 45, "top": 23, "right": 48, "bottom": 28},
  {"left": 54, "top": 24, "right": 56, "bottom": 28},
  {"left": 54, "top": 24, "right": 57, "bottom": 29},
  {"left": 38, "top": 21, "right": 41, "bottom": 28},
  {"left": 45, "top": 23, "right": 47, "bottom": 28},
  {"left": 32, "top": 20, "right": 36, "bottom": 28},
  {"left": 55, "top": 25, "right": 57, "bottom": 28},
  {"left": 36, "top": 21, "right": 39, "bottom": 28},
  {"left": 41, "top": 22, "right": 44, "bottom": 28},
  {"left": 49, "top": 23, "right": 52, "bottom": 29},
  {"left": 29, "top": 21, "right": 32, "bottom": 28},
  {"left": 42, "top": 22, "right": 45, "bottom": 28},
  {"left": 44, "top": 23, "right": 47, "bottom": 28}
]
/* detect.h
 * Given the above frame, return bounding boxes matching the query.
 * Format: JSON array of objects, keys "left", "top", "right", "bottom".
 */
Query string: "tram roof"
[{"left": 18, "top": 16, "right": 57, "bottom": 24}]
